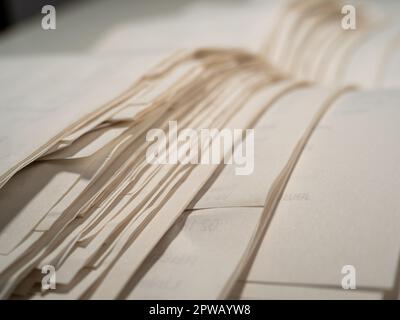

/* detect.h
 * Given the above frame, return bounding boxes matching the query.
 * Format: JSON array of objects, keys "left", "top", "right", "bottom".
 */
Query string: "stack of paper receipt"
[{"left": 0, "top": 0, "right": 400, "bottom": 299}]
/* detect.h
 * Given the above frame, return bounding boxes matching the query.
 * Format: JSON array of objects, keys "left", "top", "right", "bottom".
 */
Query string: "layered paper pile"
[{"left": 0, "top": 0, "right": 400, "bottom": 299}]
